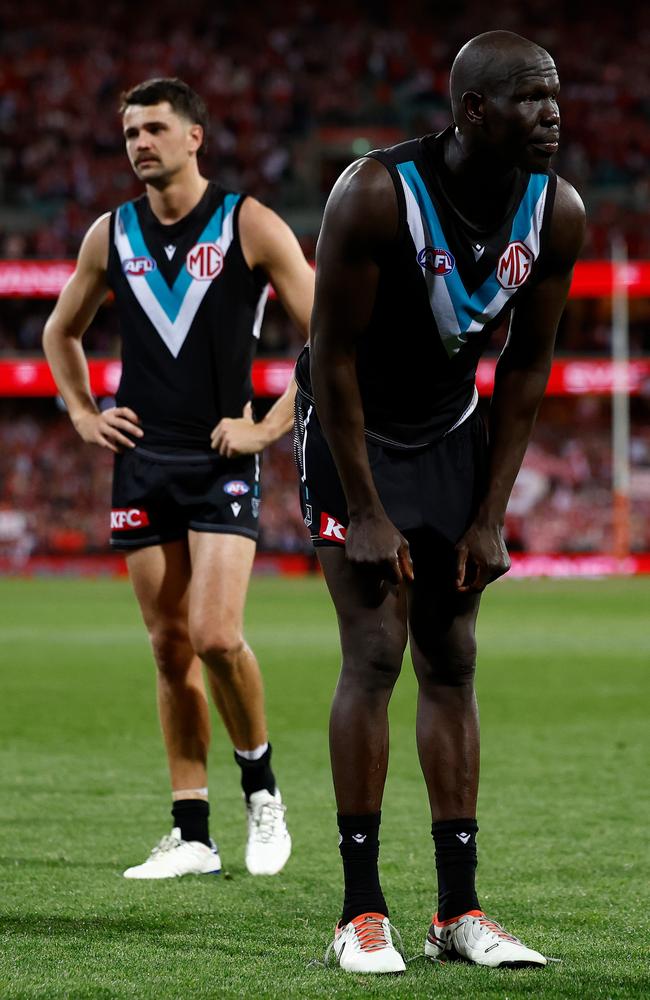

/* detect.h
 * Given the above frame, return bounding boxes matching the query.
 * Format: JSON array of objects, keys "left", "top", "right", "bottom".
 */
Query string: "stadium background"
[
  {"left": 1, "top": 4, "right": 649, "bottom": 999},
  {"left": 1, "top": 0, "right": 649, "bottom": 575}
]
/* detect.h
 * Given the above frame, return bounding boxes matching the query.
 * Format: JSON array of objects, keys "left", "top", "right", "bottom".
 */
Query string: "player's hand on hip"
[
  {"left": 73, "top": 407, "right": 142, "bottom": 453},
  {"left": 345, "top": 510, "right": 414, "bottom": 586},
  {"left": 455, "top": 519, "right": 511, "bottom": 593},
  {"left": 211, "top": 402, "right": 265, "bottom": 458}
]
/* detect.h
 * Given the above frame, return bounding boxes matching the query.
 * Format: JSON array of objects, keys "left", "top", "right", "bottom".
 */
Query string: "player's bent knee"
[
  {"left": 339, "top": 628, "right": 406, "bottom": 691},
  {"left": 190, "top": 628, "right": 245, "bottom": 667},
  {"left": 148, "top": 623, "right": 193, "bottom": 677},
  {"left": 421, "top": 645, "right": 477, "bottom": 687}
]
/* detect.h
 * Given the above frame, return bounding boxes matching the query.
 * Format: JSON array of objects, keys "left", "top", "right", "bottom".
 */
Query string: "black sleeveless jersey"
[
  {"left": 296, "top": 128, "right": 557, "bottom": 449},
  {"left": 107, "top": 182, "right": 269, "bottom": 450}
]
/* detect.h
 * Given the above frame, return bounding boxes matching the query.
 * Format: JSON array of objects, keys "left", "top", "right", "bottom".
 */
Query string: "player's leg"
[
  {"left": 407, "top": 541, "right": 482, "bottom": 914},
  {"left": 318, "top": 546, "right": 408, "bottom": 972},
  {"left": 187, "top": 529, "right": 290, "bottom": 875},
  {"left": 122, "top": 540, "right": 221, "bottom": 878},
  {"left": 409, "top": 535, "right": 546, "bottom": 966}
]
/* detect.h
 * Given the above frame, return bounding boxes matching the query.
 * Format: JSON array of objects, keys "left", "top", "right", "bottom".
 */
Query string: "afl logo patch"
[
  {"left": 417, "top": 246, "right": 455, "bottom": 276},
  {"left": 186, "top": 242, "right": 224, "bottom": 280},
  {"left": 122, "top": 256, "right": 156, "bottom": 276},
  {"left": 223, "top": 480, "right": 250, "bottom": 497},
  {"left": 497, "top": 241, "right": 533, "bottom": 289}
]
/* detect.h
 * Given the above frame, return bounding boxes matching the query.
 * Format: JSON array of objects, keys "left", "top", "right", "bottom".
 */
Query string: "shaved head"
[{"left": 450, "top": 31, "right": 554, "bottom": 125}]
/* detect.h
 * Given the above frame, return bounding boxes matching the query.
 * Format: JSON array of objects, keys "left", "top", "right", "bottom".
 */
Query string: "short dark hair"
[{"left": 119, "top": 78, "right": 209, "bottom": 155}]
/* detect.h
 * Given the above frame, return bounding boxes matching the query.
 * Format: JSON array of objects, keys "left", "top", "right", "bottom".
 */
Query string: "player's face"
[
  {"left": 483, "top": 55, "right": 560, "bottom": 172},
  {"left": 122, "top": 102, "right": 202, "bottom": 184}
]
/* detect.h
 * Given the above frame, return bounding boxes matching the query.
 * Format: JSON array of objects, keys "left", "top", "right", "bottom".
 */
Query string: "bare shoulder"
[
  {"left": 238, "top": 196, "right": 303, "bottom": 271},
  {"left": 328, "top": 157, "right": 396, "bottom": 224},
  {"left": 320, "top": 156, "right": 398, "bottom": 254},
  {"left": 78, "top": 213, "right": 111, "bottom": 272},
  {"left": 548, "top": 175, "right": 586, "bottom": 269},
  {"left": 239, "top": 196, "right": 285, "bottom": 235}
]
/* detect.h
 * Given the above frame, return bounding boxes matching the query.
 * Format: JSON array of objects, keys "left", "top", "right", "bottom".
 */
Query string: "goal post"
[{"left": 611, "top": 236, "right": 631, "bottom": 558}]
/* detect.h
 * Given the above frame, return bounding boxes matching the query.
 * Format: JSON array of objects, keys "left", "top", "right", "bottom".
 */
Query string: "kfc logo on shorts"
[
  {"left": 319, "top": 512, "right": 347, "bottom": 543},
  {"left": 186, "top": 242, "right": 224, "bottom": 280},
  {"left": 223, "top": 480, "right": 250, "bottom": 497},
  {"left": 122, "top": 256, "right": 156, "bottom": 276},
  {"left": 496, "top": 241, "right": 534, "bottom": 289},
  {"left": 111, "top": 508, "right": 150, "bottom": 531},
  {"left": 417, "top": 246, "right": 455, "bottom": 276}
]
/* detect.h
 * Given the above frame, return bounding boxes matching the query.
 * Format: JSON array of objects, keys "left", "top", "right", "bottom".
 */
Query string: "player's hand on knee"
[
  {"left": 455, "top": 521, "right": 511, "bottom": 593},
  {"left": 211, "top": 403, "right": 262, "bottom": 457},
  {"left": 346, "top": 511, "right": 414, "bottom": 585},
  {"left": 73, "top": 407, "right": 142, "bottom": 453}
]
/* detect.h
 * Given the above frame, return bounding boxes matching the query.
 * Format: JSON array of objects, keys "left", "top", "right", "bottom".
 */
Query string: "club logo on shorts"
[
  {"left": 496, "top": 241, "right": 534, "bottom": 289},
  {"left": 223, "top": 480, "right": 250, "bottom": 497},
  {"left": 122, "top": 256, "right": 156, "bottom": 276},
  {"left": 111, "top": 508, "right": 150, "bottom": 531},
  {"left": 304, "top": 503, "right": 313, "bottom": 527},
  {"left": 417, "top": 246, "right": 455, "bottom": 276},
  {"left": 319, "top": 512, "right": 346, "bottom": 543},
  {"left": 186, "top": 242, "right": 224, "bottom": 280}
]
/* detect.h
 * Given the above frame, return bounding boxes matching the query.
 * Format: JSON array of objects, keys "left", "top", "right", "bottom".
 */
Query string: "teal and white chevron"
[
  {"left": 114, "top": 193, "right": 240, "bottom": 357},
  {"left": 397, "top": 162, "right": 548, "bottom": 357}
]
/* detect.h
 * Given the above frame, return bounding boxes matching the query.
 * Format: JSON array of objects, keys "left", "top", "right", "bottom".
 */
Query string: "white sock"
[{"left": 234, "top": 742, "right": 268, "bottom": 762}]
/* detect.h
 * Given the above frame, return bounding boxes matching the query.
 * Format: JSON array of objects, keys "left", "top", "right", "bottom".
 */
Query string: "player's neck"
[
  {"left": 442, "top": 129, "right": 518, "bottom": 227},
  {"left": 145, "top": 169, "right": 209, "bottom": 225}
]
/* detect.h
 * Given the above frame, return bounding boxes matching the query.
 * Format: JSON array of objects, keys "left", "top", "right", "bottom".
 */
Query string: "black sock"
[
  {"left": 171, "top": 799, "right": 211, "bottom": 847},
  {"left": 432, "top": 818, "right": 480, "bottom": 921},
  {"left": 338, "top": 812, "right": 389, "bottom": 925},
  {"left": 234, "top": 743, "right": 276, "bottom": 800}
]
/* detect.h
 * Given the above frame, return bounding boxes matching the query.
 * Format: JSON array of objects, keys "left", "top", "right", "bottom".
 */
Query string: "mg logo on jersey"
[
  {"left": 122, "top": 256, "right": 156, "bottom": 276},
  {"left": 497, "top": 241, "right": 534, "bottom": 289},
  {"left": 319, "top": 512, "right": 347, "bottom": 543},
  {"left": 417, "top": 246, "right": 455, "bottom": 276},
  {"left": 186, "top": 242, "right": 224, "bottom": 280},
  {"left": 111, "top": 508, "right": 150, "bottom": 531}
]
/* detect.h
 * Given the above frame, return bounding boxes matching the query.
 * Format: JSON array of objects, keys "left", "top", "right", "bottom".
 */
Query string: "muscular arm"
[
  {"left": 42, "top": 214, "right": 143, "bottom": 452},
  {"left": 310, "top": 158, "right": 413, "bottom": 583},
  {"left": 211, "top": 198, "right": 314, "bottom": 457},
  {"left": 456, "top": 177, "right": 586, "bottom": 591}
]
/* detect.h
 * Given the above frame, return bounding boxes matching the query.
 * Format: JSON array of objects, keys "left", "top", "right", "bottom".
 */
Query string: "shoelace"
[
  {"left": 474, "top": 916, "right": 520, "bottom": 944},
  {"left": 322, "top": 918, "right": 405, "bottom": 967},
  {"left": 353, "top": 916, "right": 392, "bottom": 953},
  {"left": 150, "top": 834, "right": 182, "bottom": 857},
  {"left": 250, "top": 801, "right": 285, "bottom": 844}
]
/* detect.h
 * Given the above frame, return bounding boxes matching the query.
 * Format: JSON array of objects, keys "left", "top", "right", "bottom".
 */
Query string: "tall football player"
[{"left": 295, "top": 31, "right": 585, "bottom": 971}]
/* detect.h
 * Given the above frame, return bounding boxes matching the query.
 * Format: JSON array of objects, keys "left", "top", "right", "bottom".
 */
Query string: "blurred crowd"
[
  {"left": 1, "top": 398, "right": 649, "bottom": 565},
  {"left": 1, "top": 0, "right": 648, "bottom": 260},
  {"left": 1, "top": 1, "right": 648, "bottom": 563}
]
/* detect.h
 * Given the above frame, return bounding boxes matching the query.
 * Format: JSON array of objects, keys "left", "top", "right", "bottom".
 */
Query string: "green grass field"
[{"left": 0, "top": 575, "right": 648, "bottom": 999}]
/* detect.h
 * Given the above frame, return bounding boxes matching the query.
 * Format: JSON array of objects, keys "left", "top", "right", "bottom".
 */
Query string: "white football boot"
[
  {"left": 123, "top": 828, "right": 222, "bottom": 879},
  {"left": 425, "top": 909, "right": 547, "bottom": 967},
  {"left": 245, "top": 788, "right": 291, "bottom": 875},
  {"left": 328, "top": 912, "right": 406, "bottom": 974}
]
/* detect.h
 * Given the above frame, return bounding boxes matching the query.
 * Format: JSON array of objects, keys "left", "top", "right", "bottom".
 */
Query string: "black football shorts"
[
  {"left": 294, "top": 389, "right": 488, "bottom": 549},
  {"left": 110, "top": 446, "right": 261, "bottom": 550}
]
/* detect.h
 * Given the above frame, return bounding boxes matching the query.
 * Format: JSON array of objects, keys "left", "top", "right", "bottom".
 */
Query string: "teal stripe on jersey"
[
  {"left": 510, "top": 172, "right": 548, "bottom": 243},
  {"left": 397, "top": 161, "right": 548, "bottom": 332},
  {"left": 119, "top": 193, "right": 241, "bottom": 323}
]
